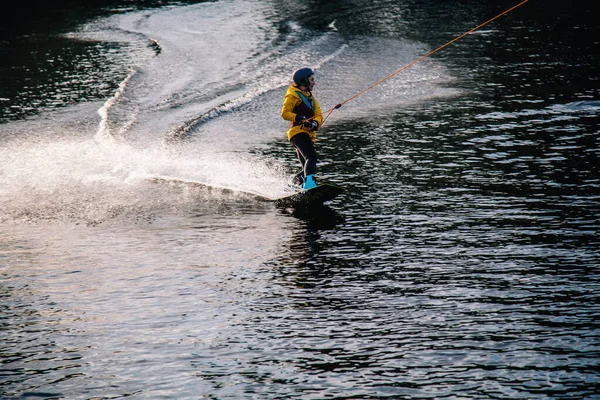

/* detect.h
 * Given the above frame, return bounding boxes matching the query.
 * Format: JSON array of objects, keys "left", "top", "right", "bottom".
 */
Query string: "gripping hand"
[{"left": 302, "top": 120, "right": 319, "bottom": 131}]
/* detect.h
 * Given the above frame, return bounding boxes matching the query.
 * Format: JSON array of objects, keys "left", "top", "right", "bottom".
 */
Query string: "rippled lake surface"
[{"left": 1, "top": 0, "right": 599, "bottom": 398}]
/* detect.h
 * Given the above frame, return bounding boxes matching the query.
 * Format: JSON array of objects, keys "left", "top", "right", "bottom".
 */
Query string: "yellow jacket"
[{"left": 281, "top": 85, "right": 322, "bottom": 142}]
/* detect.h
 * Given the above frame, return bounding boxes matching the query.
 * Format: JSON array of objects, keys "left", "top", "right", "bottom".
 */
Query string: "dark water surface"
[{"left": 1, "top": 0, "right": 599, "bottom": 399}]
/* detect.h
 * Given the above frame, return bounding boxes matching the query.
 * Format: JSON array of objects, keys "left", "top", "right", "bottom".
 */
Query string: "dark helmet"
[{"left": 292, "top": 68, "right": 314, "bottom": 87}]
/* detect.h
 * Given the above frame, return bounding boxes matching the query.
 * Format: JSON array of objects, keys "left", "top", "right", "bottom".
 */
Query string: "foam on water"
[
  {"left": 73, "top": 0, "right": 457, "bottom": 145},
  {"left": 73, "top": 0, "right": 344, "bottom": 143}
]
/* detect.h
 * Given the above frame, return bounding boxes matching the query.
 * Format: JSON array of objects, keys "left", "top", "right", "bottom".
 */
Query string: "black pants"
[{"left": 290, "top": 132, "right": 317, "bottom": 180}]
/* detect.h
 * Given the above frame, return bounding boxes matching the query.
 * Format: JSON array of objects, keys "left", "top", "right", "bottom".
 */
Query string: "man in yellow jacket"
[{"left": 281, "top": 68, "right": 323, "bottom": 190}]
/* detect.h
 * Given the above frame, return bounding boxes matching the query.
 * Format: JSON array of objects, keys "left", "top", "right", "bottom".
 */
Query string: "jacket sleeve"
[{"left": 281, "top": 93, "right": 300, "bottom": 122}]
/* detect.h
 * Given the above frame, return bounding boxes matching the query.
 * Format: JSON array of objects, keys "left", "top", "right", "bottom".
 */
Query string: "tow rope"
[{"left": 319, "top": 0, "right": 529, "bottom": 126}]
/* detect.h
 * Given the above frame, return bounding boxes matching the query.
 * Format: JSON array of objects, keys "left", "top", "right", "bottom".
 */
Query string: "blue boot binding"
[{"left": 303, "top": 174, "right": 317, "bottom": 190}]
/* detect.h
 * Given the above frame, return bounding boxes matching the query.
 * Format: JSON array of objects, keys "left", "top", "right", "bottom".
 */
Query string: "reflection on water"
[{"left": 282, "top": 204, "right": 345, "bottom": 230}]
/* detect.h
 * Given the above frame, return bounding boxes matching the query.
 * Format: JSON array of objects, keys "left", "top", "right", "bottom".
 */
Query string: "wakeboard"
[
  {"left": 149, "top": 175, "right": 343, "bottom": 208},
  {"left": 274, "top": 183, "right": 344, "bottom": 208}
]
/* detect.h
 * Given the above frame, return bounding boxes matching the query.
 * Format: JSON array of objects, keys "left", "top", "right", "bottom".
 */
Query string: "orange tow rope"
[{"left": 319, "top": 0, "right": 529, "bottom": 126}]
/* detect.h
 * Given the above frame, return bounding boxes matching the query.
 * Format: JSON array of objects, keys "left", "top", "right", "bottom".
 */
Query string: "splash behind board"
[{"left": 148, "top": 176, "right": 271, "bottom": 202}]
